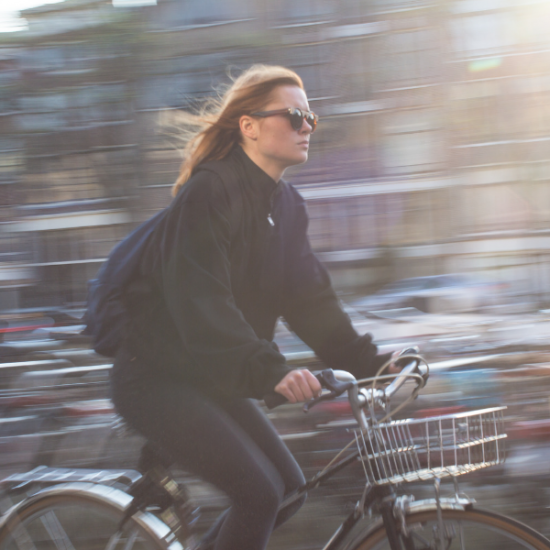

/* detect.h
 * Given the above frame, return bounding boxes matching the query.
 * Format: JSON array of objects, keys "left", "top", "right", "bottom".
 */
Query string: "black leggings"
[{"left": 110, "top": 350, "right": 306, "bottom": 550}]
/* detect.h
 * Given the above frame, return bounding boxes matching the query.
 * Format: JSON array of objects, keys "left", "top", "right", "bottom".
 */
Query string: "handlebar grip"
[
  {"left": 263, "top": 369, "right": 354, "bottom": 410},
  {"left": 263, "top": 392, "right": 288, "bottom": 409},
  {"left": 394, "top": 346, "right": 420, "bottom": 369},
  {"left": 384, "top": 347, "right": 424, "bottom": 399}
]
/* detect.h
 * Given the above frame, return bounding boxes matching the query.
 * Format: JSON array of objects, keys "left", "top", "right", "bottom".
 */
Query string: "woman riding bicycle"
[{"left": 110, "top": 64, "right": 398, "bottom": 550}]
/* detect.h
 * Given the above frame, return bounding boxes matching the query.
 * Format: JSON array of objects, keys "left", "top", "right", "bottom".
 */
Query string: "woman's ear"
[{"left": 239, "top": 115, "right": 258, "bottom": 141}]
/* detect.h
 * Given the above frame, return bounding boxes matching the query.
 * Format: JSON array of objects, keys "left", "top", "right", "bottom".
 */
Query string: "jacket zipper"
[{"left": 267, "top": 182, "right": 280, "bottom": 228}]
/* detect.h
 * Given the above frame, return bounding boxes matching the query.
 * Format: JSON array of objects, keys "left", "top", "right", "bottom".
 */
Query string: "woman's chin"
[
  {"left": 290, "top": 152, "right": 309, "bottom": 166},
  {"left": 279, "top": 152, "right": 309, "bottom": 171}
]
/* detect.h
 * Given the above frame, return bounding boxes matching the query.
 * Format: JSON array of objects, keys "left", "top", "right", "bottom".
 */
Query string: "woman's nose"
[{"left": 300, "top": 117, "right": 313, "bottom": 134}]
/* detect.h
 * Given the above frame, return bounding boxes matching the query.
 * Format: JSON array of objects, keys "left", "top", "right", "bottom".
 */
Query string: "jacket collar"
[{"left": 231, "top": 145, "right": 281, "bottom": 198}]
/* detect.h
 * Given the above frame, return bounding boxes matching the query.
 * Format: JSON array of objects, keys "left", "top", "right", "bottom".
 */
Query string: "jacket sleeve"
[
  {"left": 281, "top": 189, "right": 391, "bottom": 380},
  {"left": 158, "top": 172, "right": 292, "bottom": 399}
]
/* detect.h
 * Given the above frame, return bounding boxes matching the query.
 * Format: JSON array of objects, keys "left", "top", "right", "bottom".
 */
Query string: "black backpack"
[
  {"left": 83, "top": 163, "right": 242, "bottom": 358},
  {"left": 82, "top": 207, "right": 167, "bottom": 357}
]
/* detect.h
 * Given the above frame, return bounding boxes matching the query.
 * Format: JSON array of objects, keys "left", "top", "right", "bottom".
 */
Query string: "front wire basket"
[{"left": 354, "top": 407, "right": 507, "bottom": 485}]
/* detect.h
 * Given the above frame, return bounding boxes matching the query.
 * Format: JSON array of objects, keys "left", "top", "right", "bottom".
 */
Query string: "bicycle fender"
[{"left": 0, "top": 482, "right": 183, "bottom": 550}]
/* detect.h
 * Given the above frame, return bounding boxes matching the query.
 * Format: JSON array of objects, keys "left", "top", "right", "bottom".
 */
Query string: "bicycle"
[{"left": 0, "top": 352, "right": 549, "bottom": 550}]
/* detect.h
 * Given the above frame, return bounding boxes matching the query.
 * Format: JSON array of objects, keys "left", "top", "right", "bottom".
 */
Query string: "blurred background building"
[{"left": 1, "top": 0, "right": 550, "bottom": 314}]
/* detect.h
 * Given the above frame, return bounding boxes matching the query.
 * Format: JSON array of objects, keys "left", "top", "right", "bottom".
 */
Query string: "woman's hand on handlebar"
[{"left": 274, "top": 369, "right": 322, "bottom": 404}]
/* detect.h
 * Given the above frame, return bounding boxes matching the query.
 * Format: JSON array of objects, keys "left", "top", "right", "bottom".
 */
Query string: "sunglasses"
[{"left": 251, "top": 108, "right": 318, "bottom": 133}]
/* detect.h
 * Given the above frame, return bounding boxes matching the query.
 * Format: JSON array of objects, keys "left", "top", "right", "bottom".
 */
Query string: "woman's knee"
[
  {"left": 270, "top": 485, "right": 306, "bottom": 530},
  {"left": 283, "top": 464, "right": 306, "bottom": 497},
  {"left": 237, "top": 474, "right": 284, "bottom": 519}
]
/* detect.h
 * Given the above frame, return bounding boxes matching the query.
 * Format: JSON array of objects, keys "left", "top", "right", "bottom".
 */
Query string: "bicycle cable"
[{"left": 316, "top": 353, "right": 428, "bottom": 477}]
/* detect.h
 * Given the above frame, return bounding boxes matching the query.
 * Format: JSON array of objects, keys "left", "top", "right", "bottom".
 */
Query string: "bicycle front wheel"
[
  {"left": 355, "top": 507, "right": 550, "bottom": 550},
  {"left": 0, "top": 483, "right": 179, "bottom": 550}
]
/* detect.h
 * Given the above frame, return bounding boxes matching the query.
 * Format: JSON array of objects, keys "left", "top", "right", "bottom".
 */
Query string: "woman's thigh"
[
  {"left": 217, "top": 398, "right": 305, "bottom": 494},
  {"left": 112, "top": 374, "right": 285, "bottom": 510}
]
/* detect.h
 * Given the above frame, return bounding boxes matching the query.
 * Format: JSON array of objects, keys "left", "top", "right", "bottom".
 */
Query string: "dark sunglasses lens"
[
  {"left": 289, "top": 111, "right": 304, "bottom": 131},
  {"left": 306, "top": 114, "right": 317, "bottom": 132},
  {"left": 288, "top": 110, "right": 317, "bottom": 132}
]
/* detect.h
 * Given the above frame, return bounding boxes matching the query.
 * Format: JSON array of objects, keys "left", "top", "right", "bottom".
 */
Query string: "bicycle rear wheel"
[
  {"left": 354, "top": 507, "right": 550, "bottom": 550},
  {"left": 0, "top": 483, "right": 179, "bottom": 550}
]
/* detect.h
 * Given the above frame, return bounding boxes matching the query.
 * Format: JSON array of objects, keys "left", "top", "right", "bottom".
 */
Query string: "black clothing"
[
  {"left": 124, "top": 145, "right": 390, "bottom": 399},
  {"left": 112, "top": 145, "right": 392, "bottom": 550},
  {"left": 111, "top": 349, "right": 306, "bottom": 550}
]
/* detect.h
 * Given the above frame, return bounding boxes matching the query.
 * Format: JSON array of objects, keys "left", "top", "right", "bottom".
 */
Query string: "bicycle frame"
[
  {"left": 276, "top": 437, "right": 474, "bottom": 550},
  {"left": 275, "top": 445, "right": 396, "bottom": 550}
]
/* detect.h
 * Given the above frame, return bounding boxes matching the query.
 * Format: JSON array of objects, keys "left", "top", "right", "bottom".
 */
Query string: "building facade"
[{"left": 1, "top": 0, "right": 550, "bottom": 311}]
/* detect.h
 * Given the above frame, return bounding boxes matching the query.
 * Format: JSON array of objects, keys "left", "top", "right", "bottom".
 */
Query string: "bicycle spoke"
[
  {"left": 40, "top": 511, "right": 76, "bottom": 550},
  {"left": 104, "top": 531, "right": 123, "bottom": 550},
  {"left": 403, "top": 526, "right": 432, "bottom": 549},
  {"left": 459, "top": 520, "right": 465, "bottom": 550},
  {"left": 122, "top": 530, "right": 138, "bottom": 550},
  {"left": 394, "top": 516, "right": 499, "bottom": 550},
  {"left": 7, "top": 523, "right": 37, "bottom": 550}
]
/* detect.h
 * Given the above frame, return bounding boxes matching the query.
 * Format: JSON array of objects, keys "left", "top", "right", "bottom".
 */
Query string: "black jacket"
[{"left": 124, "top": 145, "right": 390, "bottom": 399}]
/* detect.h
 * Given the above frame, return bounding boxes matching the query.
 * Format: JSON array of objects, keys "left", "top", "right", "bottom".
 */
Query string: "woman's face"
[{"left": 253, "top": 85, "right": 313, "bottom": 171}]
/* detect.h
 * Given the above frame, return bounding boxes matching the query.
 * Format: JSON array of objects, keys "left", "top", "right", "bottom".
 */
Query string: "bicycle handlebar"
[
  {"left": 384, "top": 352, "right": 426, "bottom": 399},
  {"left": 263, "top": 390, "right": 290, "bottom": 409},
  {"left": 263, "top": 369, "right": 354, "bottom": 410},
  {"left": 264, "top": 348, "right": 428, "bottom": 425}
]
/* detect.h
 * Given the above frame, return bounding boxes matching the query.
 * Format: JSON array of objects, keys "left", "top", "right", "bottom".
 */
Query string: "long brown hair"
[{"left": 170, "top": 65, "right": 304, "bottom": 196}]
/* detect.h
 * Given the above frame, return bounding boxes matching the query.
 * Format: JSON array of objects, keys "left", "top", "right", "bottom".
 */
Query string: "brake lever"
[
  {"left": 303, "top": 391, "right": 336, "bottom": 412},
  {"left": 399, "top": 352, "right": 429, "bottom": 384},
  {"left": 303, "top": 369, "right": 355, "bottom": 413}
]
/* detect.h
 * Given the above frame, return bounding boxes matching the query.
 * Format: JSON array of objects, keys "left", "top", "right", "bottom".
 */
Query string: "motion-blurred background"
[
  {"left": 1, "top": 0, "right": 550, "bottom": 312},
  {"left": 2, "top": 0, "right": 550, "bottom": 548}
]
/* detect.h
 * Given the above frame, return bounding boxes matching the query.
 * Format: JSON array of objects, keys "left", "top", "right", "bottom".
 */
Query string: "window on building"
[
  {"left": 451, "top": 11, "right": 515, "bottom": 56},
  {"left": 374, "top": 28, "right": 440, "bottom": 90},
  {"left": 381, "top": 109, "right": 444, "bottom": 175},
  {"left": 156, "top": 0, "right": 251, "bottom": 28},
  {"left": 273, "top": 0, "right": 334, "bottom": 26},
  {"left": 460, "top": 183, "right": 532, "bottom": 234}
]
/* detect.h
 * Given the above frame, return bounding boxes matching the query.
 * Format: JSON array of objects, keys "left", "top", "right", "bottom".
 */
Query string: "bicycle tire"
[
  {"left": 0, "top": 482, "right": 184, "bottom": 550},
  {"left": 352, "top": 507, "right": 550, "bottom": 550}
]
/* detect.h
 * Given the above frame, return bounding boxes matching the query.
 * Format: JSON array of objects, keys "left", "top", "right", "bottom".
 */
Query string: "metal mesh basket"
[{"left": 354, "top": 407, "right": 507, "bottom": 486}]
